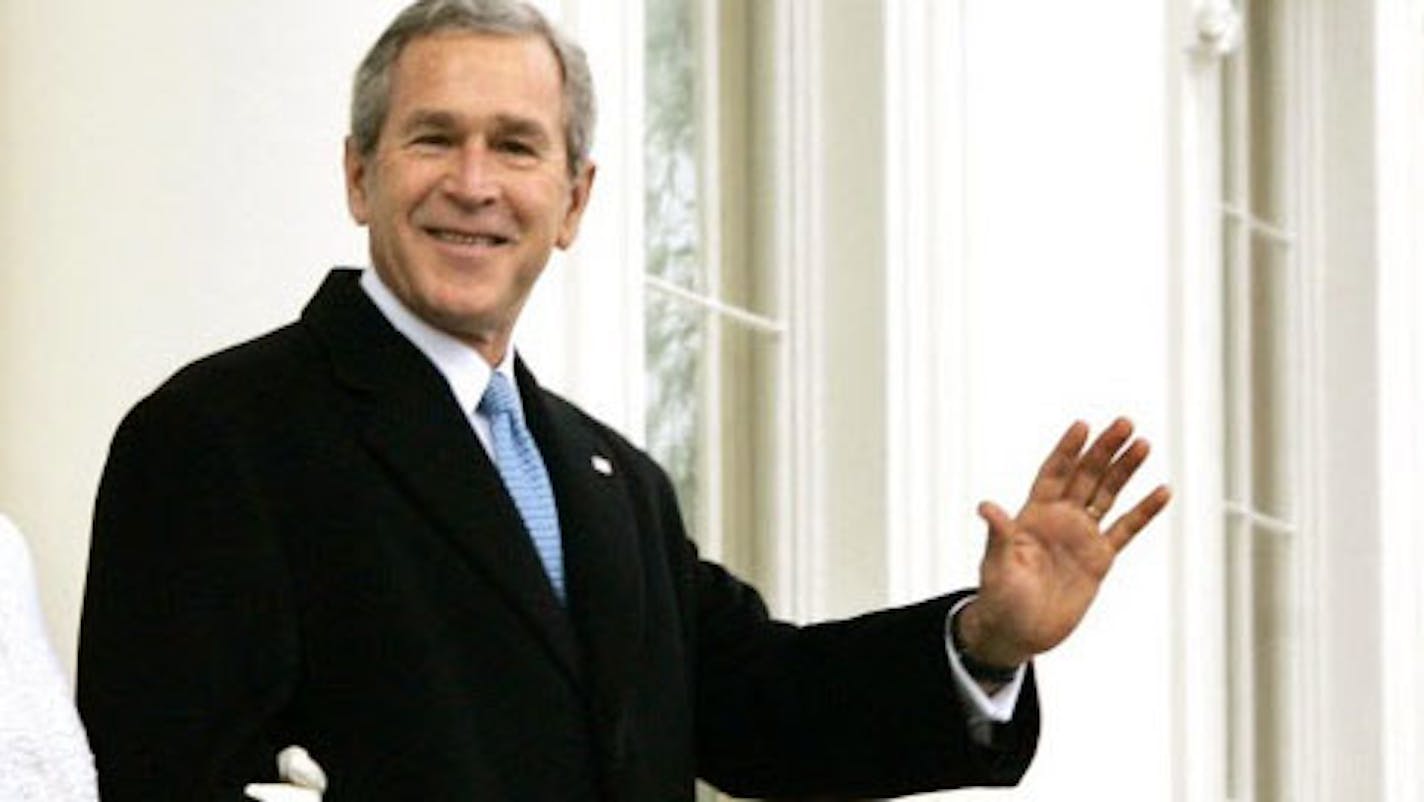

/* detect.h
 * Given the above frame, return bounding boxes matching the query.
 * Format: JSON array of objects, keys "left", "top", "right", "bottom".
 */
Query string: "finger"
[
  {"left": 977, "top": 501, "right": 1015, "bottom": 549},
  {"left": 1063, "top": 417, "right": 1134, "bottom": 505},
  {"left": 1027, "top": 420, "right": 1090, "bottom": 502},
  {"left": 1103, "top": 485, "right": 1172, "bottom": 552},
  {"left": 1084, "top": 438, "right": 1151, "bottom": 520}
]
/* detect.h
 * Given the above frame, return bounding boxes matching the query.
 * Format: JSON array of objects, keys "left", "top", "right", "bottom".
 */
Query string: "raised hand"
[{"left": 957, "top": 418, "right": 1171, "bottom": 668}]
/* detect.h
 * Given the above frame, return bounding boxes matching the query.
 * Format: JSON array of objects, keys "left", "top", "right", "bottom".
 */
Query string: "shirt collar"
[{"left": 358, "top": 269, "right": 521, "bottom": 418}]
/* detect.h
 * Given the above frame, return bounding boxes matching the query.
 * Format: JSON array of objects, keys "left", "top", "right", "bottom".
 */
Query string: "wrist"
[{"left": 954, "top": 600, "right": 1028, "bottom": 673}]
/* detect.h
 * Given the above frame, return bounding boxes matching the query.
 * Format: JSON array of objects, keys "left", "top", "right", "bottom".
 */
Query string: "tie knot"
[{"left": 478, "top": 372, "right": 520, "bottom": 418}]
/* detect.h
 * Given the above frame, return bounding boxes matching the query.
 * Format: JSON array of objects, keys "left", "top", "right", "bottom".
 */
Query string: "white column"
[
  {"left": 1376, "top": 1, "right": 1424, "bottom": 800},
  {"left": 883, "top": 0, "right": 975, "bottom": 607}
]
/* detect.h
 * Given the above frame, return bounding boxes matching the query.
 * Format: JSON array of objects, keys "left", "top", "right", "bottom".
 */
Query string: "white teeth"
[{"left": 431, "top": 229, "right": 504, "bottom": 246}]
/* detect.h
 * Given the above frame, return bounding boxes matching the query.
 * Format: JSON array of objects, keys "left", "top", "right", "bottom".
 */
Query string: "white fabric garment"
[{"left": 0, "top": 515, "right": 98, "bottom": 802}]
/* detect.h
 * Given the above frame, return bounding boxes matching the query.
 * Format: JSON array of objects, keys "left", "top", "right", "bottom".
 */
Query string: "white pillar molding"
[
  {"left": 1311, "top": 0, "right": 1386, "bottom": 799},
  {"left": 764, "top": 0, "right": 889, "bottom": 625},
  {"left": 1295, "top": 3, "right": 1333, "bottom": 799},
  {"left": 882, "top": 0, "right": 975, "bottom": 606},
  {"left": 778, "top": 0, "right": 829, "bottom": 624},
  {"left": 1166, "top": 1, "right": 1230, "bottom": 799}
]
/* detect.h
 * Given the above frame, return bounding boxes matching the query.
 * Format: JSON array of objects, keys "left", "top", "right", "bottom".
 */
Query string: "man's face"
[{"left": 345, "top": 31, "right": 595, "bottom": 365}]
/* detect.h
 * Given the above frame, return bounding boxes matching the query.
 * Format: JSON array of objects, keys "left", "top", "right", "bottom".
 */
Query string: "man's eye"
[
  {"left": 497, "top": 140, "right": 537, "bottom": 156},
  {"left": 412, "top": 134, "right": 452, "bottom": 147}
]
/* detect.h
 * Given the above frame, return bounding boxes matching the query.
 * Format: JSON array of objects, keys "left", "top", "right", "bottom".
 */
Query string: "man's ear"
[
  {"left": 555, "top": 160, "right": 597, "bottom": 250},
  {"left": 343, "top": 137, "right": 371, "bottom": 226}
]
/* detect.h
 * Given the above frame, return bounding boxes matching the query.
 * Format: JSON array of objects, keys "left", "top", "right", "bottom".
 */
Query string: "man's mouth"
[{"left": 426, "top": 227, "right": 512, "bottom": 247}]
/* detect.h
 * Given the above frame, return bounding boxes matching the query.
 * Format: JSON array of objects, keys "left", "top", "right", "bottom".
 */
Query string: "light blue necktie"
[{"left": 479, "top": 372, "right": 565, "bottom": 603}]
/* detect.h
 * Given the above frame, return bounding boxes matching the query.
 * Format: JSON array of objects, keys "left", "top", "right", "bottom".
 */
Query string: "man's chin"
[{"left": 420, "top": 304, "right": 511, "bottom": 354}]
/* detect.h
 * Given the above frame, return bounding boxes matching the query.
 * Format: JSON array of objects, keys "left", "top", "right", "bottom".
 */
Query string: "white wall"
[{"left": 0, "top": 0, "right": 383, "bottom": 675}]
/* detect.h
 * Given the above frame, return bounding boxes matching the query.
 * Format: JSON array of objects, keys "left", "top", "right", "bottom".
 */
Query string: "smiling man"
[
  {"left": 345, "top": 27, "right": 594, "bottom": 365},
  {"left": 77, "top": 1, "right": 1169, "bottom": 800}
]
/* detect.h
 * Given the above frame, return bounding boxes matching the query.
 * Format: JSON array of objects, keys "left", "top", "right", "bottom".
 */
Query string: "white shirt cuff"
[{"left": 944, "top": 595, "right": 1027, "bottom": 726}]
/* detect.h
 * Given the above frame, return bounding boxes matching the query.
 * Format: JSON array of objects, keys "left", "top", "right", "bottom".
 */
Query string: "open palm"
[{"left": 960, "top": 419, "right": 1171, "bottom": 667}]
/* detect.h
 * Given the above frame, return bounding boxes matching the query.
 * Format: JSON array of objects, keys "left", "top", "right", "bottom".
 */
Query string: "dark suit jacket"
[{"left": 78, "top": 269, "right": 1038, "bottom": 801}]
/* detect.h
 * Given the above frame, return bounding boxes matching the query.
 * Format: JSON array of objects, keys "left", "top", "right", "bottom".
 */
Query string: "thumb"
[{"left": 977, "top": 501, "right": 1014, "bottom": 546}]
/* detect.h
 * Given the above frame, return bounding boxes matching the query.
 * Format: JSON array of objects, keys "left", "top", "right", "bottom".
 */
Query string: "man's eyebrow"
[
  {"left": 489, "top": 114, "right": 552, "bottom": 143},
  {"left": 398, "top": 110, "right": 460, "bottom": 133}
]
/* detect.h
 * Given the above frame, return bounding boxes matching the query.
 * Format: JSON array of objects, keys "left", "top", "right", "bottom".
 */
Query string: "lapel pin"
[{"left": 591, "top": 455, "right": 614, "bottom": 476}]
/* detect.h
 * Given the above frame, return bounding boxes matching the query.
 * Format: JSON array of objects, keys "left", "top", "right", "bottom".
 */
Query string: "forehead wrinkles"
[{"left": 386, "top": 33, "right": 566, "bottom": 140}]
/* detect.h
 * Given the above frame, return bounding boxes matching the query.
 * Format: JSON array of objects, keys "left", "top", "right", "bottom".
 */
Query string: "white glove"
[{"left": 244, "top": 746, "right": 328, "bottom": 802}]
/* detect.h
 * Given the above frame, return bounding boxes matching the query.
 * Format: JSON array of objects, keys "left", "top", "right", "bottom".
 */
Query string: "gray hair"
[{"left": 350, "top": 0, "right": 596, "bottom": 174}]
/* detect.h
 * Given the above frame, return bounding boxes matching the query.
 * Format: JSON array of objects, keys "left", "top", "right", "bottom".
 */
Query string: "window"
[
  {"left": 643, "top": 0, "right": 787, "bottom": 598},
  {"left": 1193, "top": 1, "right": 1424, "bottom": 799},
  {"left": 1218, "top": 0, "right": 1311, "bottom": 798},
  {"left": 644, "top": 3, "right": 790, "bottom": 800}
]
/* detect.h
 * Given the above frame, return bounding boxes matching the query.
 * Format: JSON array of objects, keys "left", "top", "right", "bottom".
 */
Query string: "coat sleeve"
[
  {"left": 659, "top": 468, "right": 1039, "bottom": 798},
  {"left": 78, "top": 390, "right": 300, "bottom": 801}
]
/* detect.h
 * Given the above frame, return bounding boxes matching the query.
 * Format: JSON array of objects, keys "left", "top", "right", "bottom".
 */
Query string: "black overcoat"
[{"left": 78, "top": 269, "right": 1038, "bottom": 800}]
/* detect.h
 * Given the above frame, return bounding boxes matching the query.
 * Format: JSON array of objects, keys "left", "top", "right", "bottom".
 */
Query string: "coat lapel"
[
  {"left": 518, "top": 360, "right": 647, "bottom": 756},
  {"left": 300, "top": 270, "right": 583, "bottom": 688}
]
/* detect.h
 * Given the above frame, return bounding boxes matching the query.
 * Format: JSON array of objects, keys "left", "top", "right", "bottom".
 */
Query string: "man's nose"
[{"left": 444, "top": 142, "right": 500, "bottom": 206}]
